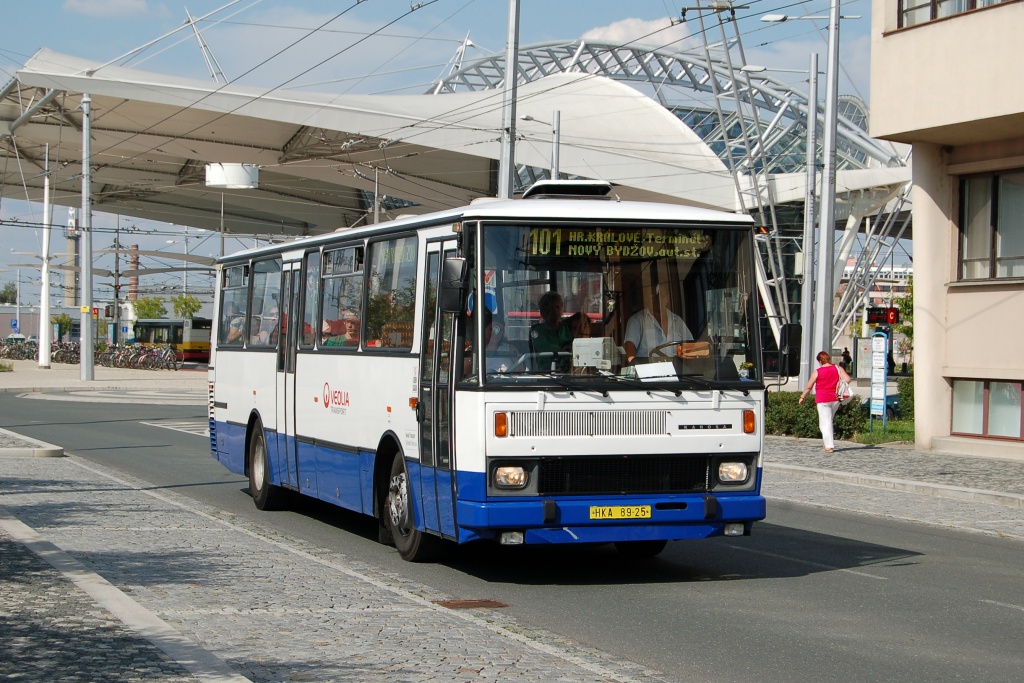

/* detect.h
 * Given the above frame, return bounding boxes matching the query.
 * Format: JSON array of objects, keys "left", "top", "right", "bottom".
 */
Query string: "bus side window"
[
  {"left": 301, "top": 251, "right": 321, "bottom": 348},
  {"left": 249, "top": 258, "right": 282, "bottom": 348},
  {"left": 321, "top": 247, "right": 363, "bottom": 350},
  {"left": 220, "top": 265, "right": 248, "bottom": 346},
  {"left": 366, "top": 236, "right": 417, "bottom": 350}
]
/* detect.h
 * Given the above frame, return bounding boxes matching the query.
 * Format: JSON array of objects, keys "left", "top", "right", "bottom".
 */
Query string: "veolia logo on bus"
[{"left": 322, "top": 382, "right": 350, "bottom": 414}]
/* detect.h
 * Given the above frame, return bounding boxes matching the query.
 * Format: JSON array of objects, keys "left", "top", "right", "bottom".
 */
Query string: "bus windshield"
[{"left": 472, "top": 222, "right": 761, "bottom": 387}]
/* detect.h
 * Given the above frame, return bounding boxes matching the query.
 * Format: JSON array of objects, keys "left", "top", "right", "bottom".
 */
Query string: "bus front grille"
[
  {"left": 537, "top": 455, "right": 710, "bottom": 495},
  {"left": 509, "top": 410, "right": 668, "bottom": 437}
]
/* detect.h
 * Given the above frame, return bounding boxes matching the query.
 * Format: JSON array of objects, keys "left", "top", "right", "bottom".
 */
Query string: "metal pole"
[
  {"left": 813, "top": 0, "right": 841, "bottom": 359},
  {"left": 551, "top": 110, "right": 560, "bottom": 180},
  {"left": 373, "top": 167, "right": 380, "bottom": 224},
  {"left": 183, "top": 226, "right": 189, "bottom": 294},
  {"left": 220, "top": 193, "right": 225, "bottom": 256},
  {"left": 497, "top": 0, "right": 520, "bottom": 199},
  {"left": 15, "top": 269, "right": 20, "bottom": 336},
  {"left": 798, "top": 53, "right": 819, "bottom": 388},
  {"left": 80, "top": 93, "right": 94, "bottom": 381},
  {"left": 112, "top": 220, "right": 120, "bottom": 346},
  {"left": 39, "top": 145, "right": 52, "bottom": 368}
]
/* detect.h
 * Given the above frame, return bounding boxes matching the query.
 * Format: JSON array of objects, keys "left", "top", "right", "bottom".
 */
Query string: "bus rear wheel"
[
  {"left": 386, "top": 456, "right": 439, "bottom": 562},
  {"left": 248, "top": 422, "right": 283, "bottom": 510},
  {"left": 614, "top": 540, "right": 668, "bottom": 558}
]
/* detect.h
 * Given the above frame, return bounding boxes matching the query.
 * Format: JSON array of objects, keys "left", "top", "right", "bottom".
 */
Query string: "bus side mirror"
[
  {"left": 438, "top": 257, "right": 467, "bottom": 312},
  {"left": 779, "top": 323, "right": 801, "bottom": 377}
]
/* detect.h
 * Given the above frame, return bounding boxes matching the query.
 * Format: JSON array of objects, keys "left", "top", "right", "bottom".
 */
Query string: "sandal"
[{"left": 823, "top": 448, "right": 834, "bottom": 453}]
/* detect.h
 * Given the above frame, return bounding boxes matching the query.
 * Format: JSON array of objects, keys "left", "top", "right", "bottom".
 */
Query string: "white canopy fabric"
[{"left": 2, "top": 48, "right": 739, "bottom": 237}]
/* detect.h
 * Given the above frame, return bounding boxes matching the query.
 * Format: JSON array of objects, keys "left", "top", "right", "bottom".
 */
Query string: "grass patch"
[
  {"left": 851, "top": 418, "right": 915, "bottom": 445},
  {"left": 0, "top": 361, "right": 12, "bottom": 372}
]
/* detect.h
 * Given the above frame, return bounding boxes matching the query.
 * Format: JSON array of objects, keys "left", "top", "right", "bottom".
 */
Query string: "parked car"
[
  {"left": 863, "top": 393, "right": 901, "bottom": 420},
  {"left": 6, "top": 333, "right": 26, "bottom": 342},
  {"left": 27, "top": 334, "right": 38, "bottom": 343}
]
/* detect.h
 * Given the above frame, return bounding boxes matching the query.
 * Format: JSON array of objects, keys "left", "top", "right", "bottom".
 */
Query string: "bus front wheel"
[
  {"left": 248, "top": 422, "right": 283, "bottom": 510},
  {"left": 386, "top": 456, "right": 439, "bottom": 562}
]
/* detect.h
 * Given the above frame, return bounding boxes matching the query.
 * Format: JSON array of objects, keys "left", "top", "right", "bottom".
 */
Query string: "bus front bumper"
[{"left": 454, "top": 493, "right": 766, "bottom": 544}]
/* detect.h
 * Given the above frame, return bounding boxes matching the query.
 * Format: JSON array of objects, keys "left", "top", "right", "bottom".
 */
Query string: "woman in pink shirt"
[{"left": 798, "top": 351, "right": 853, "bottom": 452}]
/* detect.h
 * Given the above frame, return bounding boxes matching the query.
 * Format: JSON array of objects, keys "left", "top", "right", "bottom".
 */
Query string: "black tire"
[
  {"left": 248, "top": 421, "right": 283, "bottom": 510},
  {"left": 614, "top": 540, "right": 668, "bottom": 558},
  {"left": 385, "top": 456, "right": 440, "bottom": 562}
]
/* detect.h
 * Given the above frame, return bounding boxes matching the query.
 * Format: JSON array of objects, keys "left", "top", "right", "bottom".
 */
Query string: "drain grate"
[{"left": 433, "top": 599, "right": 509, "bottom": 609}]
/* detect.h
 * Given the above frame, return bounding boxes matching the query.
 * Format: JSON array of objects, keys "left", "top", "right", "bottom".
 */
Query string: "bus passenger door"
[
  {"left": 276, "top": 264, "right": 301, "bottom": 490},
  {"left": 417, "top": 245, "right": 458, "bottom": 539}
]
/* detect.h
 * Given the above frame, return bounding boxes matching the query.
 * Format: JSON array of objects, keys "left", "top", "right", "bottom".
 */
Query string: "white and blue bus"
[{"left": 208, "top": 181, "right": 775, "bottom": 561}]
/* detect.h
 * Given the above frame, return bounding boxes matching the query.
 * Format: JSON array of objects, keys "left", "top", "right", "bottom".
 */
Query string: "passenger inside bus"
[
  {"left": 529, "top": 291, "right": 572, "bottom": 371},
  {"left": 323, "top": 318, "right": 359, "bottom": 347},
  {"left": 256, "top": 306, "right": 280, "bottom": 345},
  {"left": 223, "top": 302, "right": 244, "bottom": 344},
  {"left": 566, "top": 311, "right": 592, "bottom": 339}
]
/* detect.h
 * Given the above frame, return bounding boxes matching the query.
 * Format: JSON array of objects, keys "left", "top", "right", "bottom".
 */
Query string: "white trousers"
[{"left": 816, "top": 401, "right": 840, "bottom": 449}]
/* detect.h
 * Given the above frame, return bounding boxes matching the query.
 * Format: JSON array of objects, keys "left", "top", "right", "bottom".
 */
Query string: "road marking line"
[
  {"left": 141, "top": 420, "right": 210, "bottom": 437},
  {"left": 980, "top": 599, "right": 1024, "bottom": 613},
  {"left": 726, "top": 544, "right": 888, "bottom": 580}
]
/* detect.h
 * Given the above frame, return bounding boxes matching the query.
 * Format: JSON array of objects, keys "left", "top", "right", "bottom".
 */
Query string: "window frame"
[
  {"left": 363, "top": 234, "right": 419, "bottom": 352},
  {"left": 319, "top": 244, "right": 364, "bottom": 352},
  {"left": 951, "top": 378, "right": 1024, "bottom": 441},
  {"left": 958, "top": 168, "right": 1024, "bottom": 281},
  {"left": 899, "top": 0, "right": 1009, "bottom": 28}
]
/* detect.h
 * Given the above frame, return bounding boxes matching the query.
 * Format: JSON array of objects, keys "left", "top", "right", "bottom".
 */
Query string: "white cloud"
[
  {"left": 63, "top": 0, "right": 149, "bottom": 18},
  {"left": 582, "top": 17, "right": 698, "bottom": 51}
]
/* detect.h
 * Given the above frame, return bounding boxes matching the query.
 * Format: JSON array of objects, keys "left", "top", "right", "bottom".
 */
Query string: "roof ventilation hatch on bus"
[{"left": 521, "top": 179, "right": 614, "bottom": 200}]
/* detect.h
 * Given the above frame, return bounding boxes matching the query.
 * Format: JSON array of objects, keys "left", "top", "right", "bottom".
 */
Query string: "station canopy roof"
[{"left": 1, "top": 48, "right": 739, "bottom": 239}]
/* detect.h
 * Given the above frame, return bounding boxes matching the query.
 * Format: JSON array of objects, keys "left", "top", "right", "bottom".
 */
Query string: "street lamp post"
[
  {"left": 763, "top": 1, "right": 859, "bottom": 364},
  {"left": 740, "top": 60, "right": 820, "bottom": 387},
  {"left": 520, "top": 111, "right": 562, "bottom": 180},
  {"left": 167, "top": 227, "right": 190, "bottom": 295}
]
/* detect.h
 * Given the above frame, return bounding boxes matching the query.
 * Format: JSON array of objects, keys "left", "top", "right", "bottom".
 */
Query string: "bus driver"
[{"left": 622, "top": 283, "right": 692, "bottom": 363}]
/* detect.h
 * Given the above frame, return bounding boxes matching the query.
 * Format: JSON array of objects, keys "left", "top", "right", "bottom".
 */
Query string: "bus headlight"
[
  {"left": 494, "top": 466, "right": 528, "bottom": 489},
  {"left": 718, "top": 461, "right": 749, "bottom": 483}
]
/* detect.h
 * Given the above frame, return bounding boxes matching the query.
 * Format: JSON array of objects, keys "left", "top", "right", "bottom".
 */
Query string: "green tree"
[
  {"left": 134, "top": 296, "right": 167, "bottom": 319},
  {"left": 0, "top": 282, "right": 15, "bottom": 304},
  {"left": 893, "top": 276, "right": 913, "bottom": 363},
  {"left": 52, "top": 312, "right": 74, "bottom": 339},
  {"left": 170, "top": 293, "right": 202, "bottom": 319}
]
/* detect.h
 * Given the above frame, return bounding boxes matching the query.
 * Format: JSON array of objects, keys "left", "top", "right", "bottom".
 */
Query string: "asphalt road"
[{"left": 2, "top": 392, "right": 1022, "bottom": 683}]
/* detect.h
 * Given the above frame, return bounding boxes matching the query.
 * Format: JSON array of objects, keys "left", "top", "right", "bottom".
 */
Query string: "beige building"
[{"left": 871, "top": 0, "right": 1024, "bottom": 458}]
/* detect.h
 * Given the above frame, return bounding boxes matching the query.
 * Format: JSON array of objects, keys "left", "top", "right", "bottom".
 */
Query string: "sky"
[{"left": 0, "top": 0, "right": 874, "bottom": 306}]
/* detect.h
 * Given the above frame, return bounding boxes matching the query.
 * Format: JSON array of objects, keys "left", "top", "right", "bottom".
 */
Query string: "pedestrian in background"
[{"left": 798, "top": 351, "right": 853, "bottom": 453}]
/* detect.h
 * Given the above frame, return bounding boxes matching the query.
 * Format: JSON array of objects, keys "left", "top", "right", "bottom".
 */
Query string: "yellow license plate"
[{"left": 589, "top": 505, "right": 652, "bottom": 520}]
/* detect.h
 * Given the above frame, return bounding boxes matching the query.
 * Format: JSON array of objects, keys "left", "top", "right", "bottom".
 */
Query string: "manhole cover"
[{"left": 433, "top": 599, "right": 509, "bottom": 609}]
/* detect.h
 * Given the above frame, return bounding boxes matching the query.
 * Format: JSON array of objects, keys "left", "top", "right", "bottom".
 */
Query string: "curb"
[
  {"left": 765, "top": 462, "right": 1024, "bottom": 510},
  {"left": 0, "top": 427, "right": 65, "bottom": 458}
]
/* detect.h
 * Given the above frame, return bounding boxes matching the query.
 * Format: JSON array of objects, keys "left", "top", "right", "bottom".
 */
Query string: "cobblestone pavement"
[
  {"left": 763, "top": 437, "right": 1024, "bottom": 541},
  {"left": 1, "top": 456, "right": 676, "bottom": 683},
  {"left": 3, "top": 361, "right": 1024, "bottom": 681}
]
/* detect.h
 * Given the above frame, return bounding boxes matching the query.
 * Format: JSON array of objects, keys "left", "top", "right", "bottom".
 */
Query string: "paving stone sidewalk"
[{"left": 0, "top": 455, "right": 675, "bottom": 683}]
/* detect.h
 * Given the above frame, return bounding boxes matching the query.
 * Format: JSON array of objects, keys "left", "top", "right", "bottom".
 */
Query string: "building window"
[
  {"left": 900, "top": 0, "right": 1007, "bottom": 27},
  {"left": 959, "top": 170, "right": 1024, "bottom": 280},
  {"left": 951, "top": 379, "right": 1023, "bottom": 440}
]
